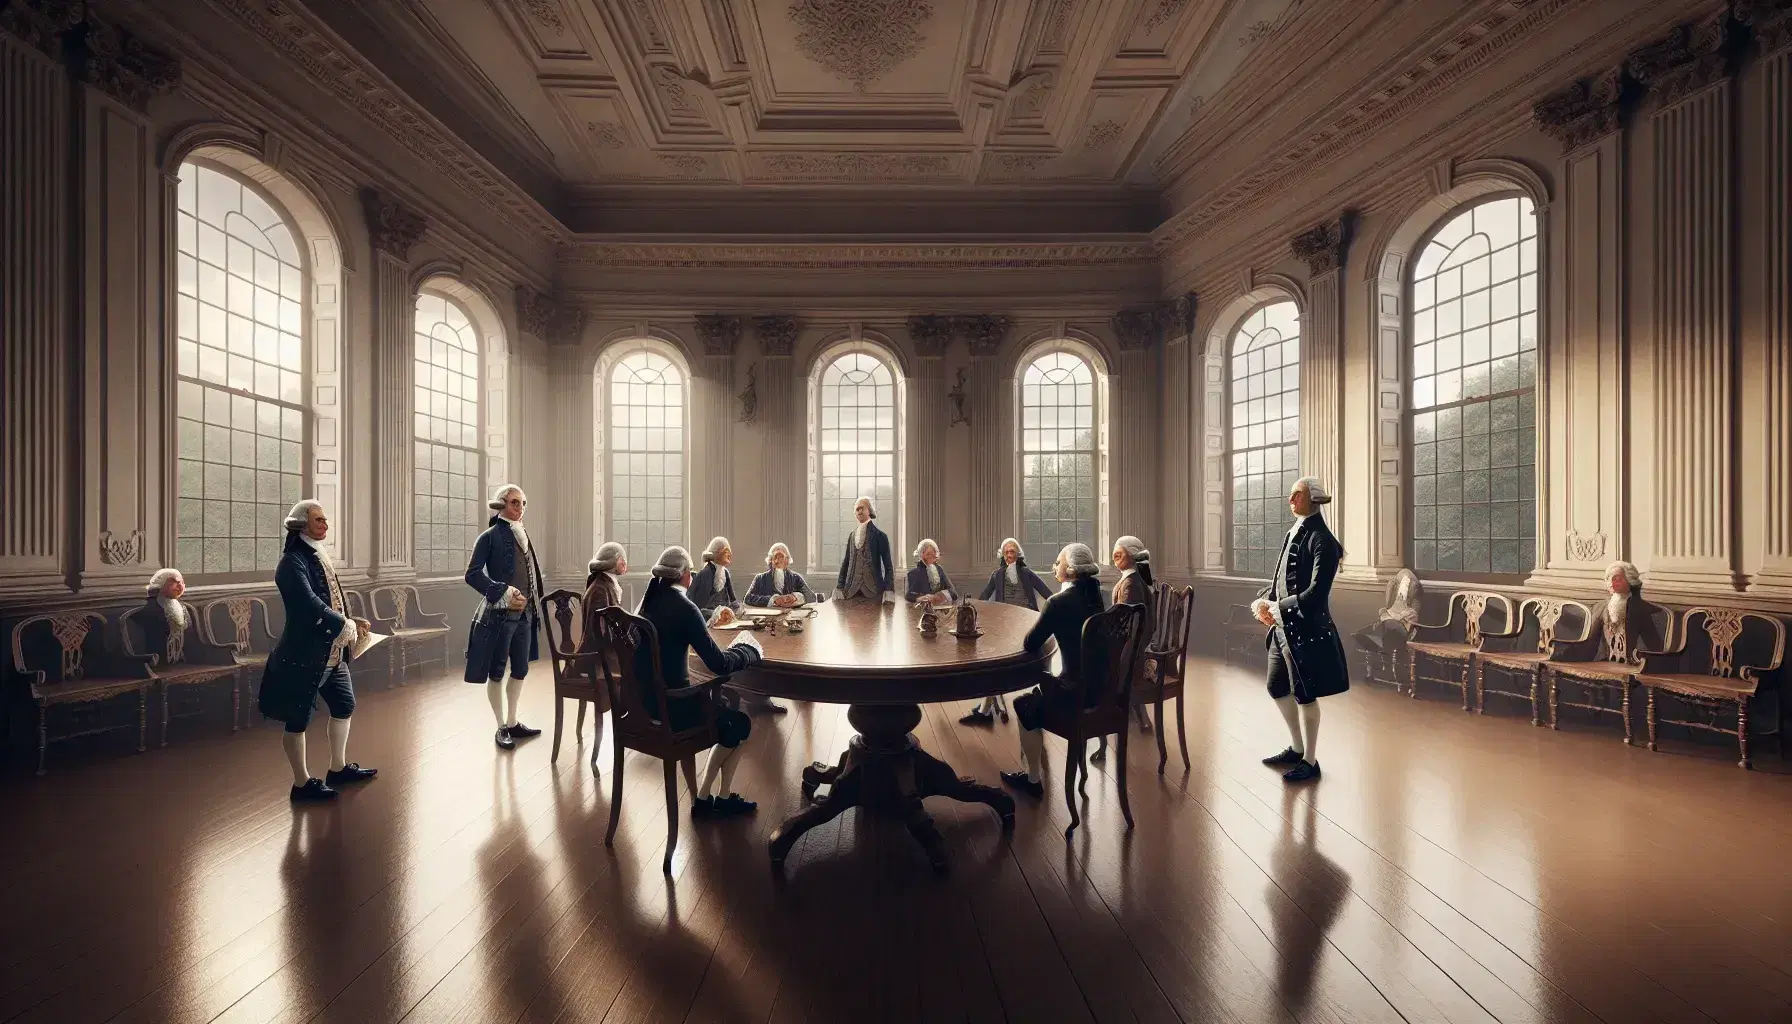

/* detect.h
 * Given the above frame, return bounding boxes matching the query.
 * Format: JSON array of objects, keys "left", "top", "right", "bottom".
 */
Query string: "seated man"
[
  {"left": 905, "top": 539, "right": 957, "bottom": 605},
  {"left": 139, "top": 568, "right": 193, "bottom": 663},
  {"left": 835, "top": 496, "right": 895, "bottom": 603},
  {"left": 1351, "top": 568, "right": 1421, "bottom": 682},
  {"left": 999, "top": 543, "right": 1108, "bottom": 798},
  {"left": 635, "top": 546, "right": 765, "bottom": 819},
  {"left": 963, "top": 538, "right": 1053, "bottom": 726},
  {"left": 689, "top": 537, "right": 742, "bottom": 625},
  {"left": 745, "top": 543, "right": 816, "bottom": 607}
]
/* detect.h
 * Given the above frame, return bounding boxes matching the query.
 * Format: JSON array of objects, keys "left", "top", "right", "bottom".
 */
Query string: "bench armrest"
[
  {"left": 1548, "top": 632, "right": 1602, "bottom": 663},
  {"left": 184, "top": 636, "right": 242, "bottom": 666}
]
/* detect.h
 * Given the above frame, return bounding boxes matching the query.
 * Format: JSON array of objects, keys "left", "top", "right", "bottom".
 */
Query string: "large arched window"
[
  {"left": 174, "top": 161, "right": 307, "bottom": 579},
  {"left": 815, "top": 347, "right": 899, "bottom": 562},
  {"left": 602, "top": 345, "right": 687, "bottom": 557},
  {"left": 1408, "top": 195, "right": 1537, "bottom": 576},
  {"left": 1226, "top": 300, "right": 1301, "bottom": 578},
  {"left": 1019, "top": 349, "right": 1099, "bottom": 553},
  {"left": 412, "top": 292, "right": 482, "bottom": 575}
]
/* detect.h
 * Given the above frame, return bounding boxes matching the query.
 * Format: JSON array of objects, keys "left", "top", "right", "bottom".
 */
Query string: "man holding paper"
[{"left": 464, "top": 484, "right": 547, "bottom": 750}]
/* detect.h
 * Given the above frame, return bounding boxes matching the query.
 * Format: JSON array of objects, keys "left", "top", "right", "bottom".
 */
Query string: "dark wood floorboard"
[{"left": 2, "top": 658, "right": 1790, "bottom": 1023}]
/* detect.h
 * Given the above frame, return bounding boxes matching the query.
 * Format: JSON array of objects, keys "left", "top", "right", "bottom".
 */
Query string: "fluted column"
[
  {"left": 0, "top": 15, "right": 75, "bottom": 598},
  {"left": 1110, "top": 310, "right": 1161, "bottom": 551},
  {"left": 361, "top": 190, "right": 427, "bottom": 579},
  {"left": 1630, "top": 15, "right": 1741, "bottom": 591},
  {"left": 755, "top": 315, "right": 798, "bottom": 565},
  {"left": 907, "top": 315, "right": 953, "bottom": 544},
  {"left": 1292, "top": 217, "right": 1352, "bottom": 571},
  {"left": 1531, "top": 68, "right": 1629, "bottom": 586},
  {"left": 693, "top": 315, "right": 741, "bottom": 552},
  {"left": 1157, "top": 296, "right": 1196, "bottom": 576},
  {"left": 962, "top": 315, "right": 1012, "bottom": 564},
  {"left": 1746, "top": 3, "right": 1792, "bottom": 593}
]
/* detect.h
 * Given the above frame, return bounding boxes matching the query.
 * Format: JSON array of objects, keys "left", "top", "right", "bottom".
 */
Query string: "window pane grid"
[
  {"left": 819, "top": 352, "right": 897, "bottom": 559},
  {"left": 412, "top": 292, "right": 482, "bottom": 576},
  {"left": 175, "top": 162, "right": 305, "bottom": 577},
  {"left": 609, "top": 351, "right": 686, "bottom": 557},
  {"left": 1020, "top": 351, "right": 1096, "bottom": 553},
  {"left": 1409, "top": 196, "right": 1538, "bottom": 575},
  {"left": 1227, "top": 301, "right": 1301, "bottom": 579}
]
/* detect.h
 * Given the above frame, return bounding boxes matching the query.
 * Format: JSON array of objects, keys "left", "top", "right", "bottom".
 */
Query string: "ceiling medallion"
[
  {"left": 788, "top": 0, "right": 935, "bottom": 91},
  {"left": 587, "top": 122, "right": 628, "bottom": 149},
  {"left": 1082, "top": 119, "right": 1124, "bottom": 152}
]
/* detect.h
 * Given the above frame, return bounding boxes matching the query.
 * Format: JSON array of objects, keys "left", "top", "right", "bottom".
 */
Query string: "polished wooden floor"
[{"left": 3, "top": 658, "right": 1791, "bottom": 1024}]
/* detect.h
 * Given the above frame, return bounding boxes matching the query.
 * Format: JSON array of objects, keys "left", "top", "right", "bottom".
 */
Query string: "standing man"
[
  {"left": 836, "top": 496, "right": 895, "bottom": 603},
  {"left": 465, "top": 484, "right": 545, "bottom": 751},
  {"left": 1252, "top": 477, "right": 1349, "bottom": 782},
  {"left": 258, "top": 500, "right": 378, "bottom": 802}
]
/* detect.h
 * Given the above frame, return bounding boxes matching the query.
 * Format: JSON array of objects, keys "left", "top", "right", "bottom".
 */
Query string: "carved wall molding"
[
  {"left": 1566, "top": 529, "right": 1608, "bottom": 562},
  {"left": 906, "top": 314, "right": 955, "bottom": 356},
  {"left": 98, "top": 530, "right": 144, "bottom": 566},
  {"left": 559, "top": 241, "right": 1155, "bottom": 270},
  {"left": 695, "top": 313, "right": 743, "bottom": 356},
  {"left": 1110, "top": 309, "right": 1158, "bottom": 351},
  {"left": 948, "top": 367, "right": 968, "bottom": 426},
  {"left": 359, "top": 188, "right": 427, "bottom": 259},
  {"left": 1289, "top": 213, "right": 1353, "bottom": 278},
  {"left": 788, "top": 0, "right": 935, "bottom": 91},
  {"left": 754, "top": 315, "right": 800, "bottom": 357},
  {"left": 1626, "top": 11, "right": 1735, "bottom": 106},
  {"left": 958, "top": 314, "right": 1011, "bottom": 357},
  {"left": 736, "top": 362, "right": 758, "bottom": 423},
  {"left": 1533, "top": 66, "right": 1628, "bottom": 153},
  {"left": 1736, "top": 0, "right": 1792, "bottom": 55}
]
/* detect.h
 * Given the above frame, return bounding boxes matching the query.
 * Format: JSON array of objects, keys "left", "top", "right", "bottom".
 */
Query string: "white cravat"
[
  {"left": 716, "top": 565, "right": 729, "bottom": 592},
  {"left": 158, "top": 596, "right": 189, "bottom": 634},
  {"left": 507, "top": 517, "right": 530, "bottom": 555},
  {"left": 772, "top": 567, "right": 786, "bottom": 592},
  {"left": 1605, "top": 593, "right": 1628, "bottom": 624},
  {"left": 854, "top": 522, "right": 867, "bottom": 549},
  {"left": 1005, "top": 562, "right": 1019, "bottom": 586},
  {"left": 927, "top": 563, "right": 941, "bottom": 588}
]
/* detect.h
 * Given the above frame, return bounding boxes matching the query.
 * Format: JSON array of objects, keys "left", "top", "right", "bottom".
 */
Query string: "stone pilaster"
[
  {"left": 1156, "top": 295, "right": 1196, "bottom": 575},
  {"left": 960, "top": 315, "right": 1012, "bottom": 563},
  {"left": 754, "top": 315, "right": 798, "bottom": 565},
  {"left": 1629, "top": 14, "right": 1742, "bottom": 591},
  {"left": 694, "top": 314, "right": 741, "bottom": 551},
  {"left": 361, "top": 189, "right": 427, "bottom": 578},
  {"left": 1110, "top": 309, "right": 1160, "bottom": 551},
  {"left": 1292, "top": 215, "right": 1352, "bottom": 572},
  {"left": 906, "top": 315, "right": 954, "bottom": 545},
  {"left": 1745, "top": 5, "right": 1792, "bottom": 593}
]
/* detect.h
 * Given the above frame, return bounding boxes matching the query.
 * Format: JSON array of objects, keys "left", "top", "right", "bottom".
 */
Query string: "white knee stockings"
[
  {"left": 1299, "top": 701, "right": 1321, "bottom": 763},
  {"left": 487, "top": 674, "right": 525, "bottom": 728},
  {"left": 283, "top": 732, "right": 309, "bottom": 786},
  {"left": 699, "top": 745, "right": 741, "bottom": 798},
  {"left": 1018, "top": 726, "right": 1046, "bottom": 782},
  {"left": 328, "top": 716, "right": 351, "bottom": 772},
  {"left": 1275, "top": 695, "right": 1322, "bottom": 763},
  {"left": 1275, "top": 695, "right": 1304, "bottom": 756}
]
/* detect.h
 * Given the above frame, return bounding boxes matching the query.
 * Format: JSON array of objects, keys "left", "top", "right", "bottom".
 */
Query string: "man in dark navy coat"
[
  {"left": 835, "top": 496, "right": 895, "bottom": 602},
  {"left": 464, "top": 484, "right": 545, "bottom": 750},
  {"left": 1252, "top": 476, "right": 1349, "bottom": 783}
]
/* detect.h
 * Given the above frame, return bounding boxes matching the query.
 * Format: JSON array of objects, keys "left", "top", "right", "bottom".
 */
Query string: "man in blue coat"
[
  {"left": 836, "top": 496, "right": 895, "bottom": 603},
  {"left": 464, "top": 484, "right": 545, "bottom": 750},
  {"left": 258, "top": 500, "right": 378, "bottom": 802}
]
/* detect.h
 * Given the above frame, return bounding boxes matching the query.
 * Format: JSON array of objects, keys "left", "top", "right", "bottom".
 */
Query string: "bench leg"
[
  {"left": 1737, "top": 699, "right": 1751, "bottom": 770},
  {"left": 1474, "top": 662, "right": 1485, "bottom": 714},
  {"left": 1621, "top": 684, "right": 1632, "bottom": 745},
  {"left": 1646, "top": 688, "right": 1657, "bottom": 751},
  {"left": 1550, "top": 677, "right": 1561, "bottom": 730},
  {"left": 231, "top": 675, "right": 241, "bottom": 732},
  {"left": 1460, "top": 663, "right": 1470, "bottom": 712},
  {"left": 1529, "top": 668, "right": 1540, "bottom": 727},
  {"left": 36, "top": 704, "right": 48, "bottom": 776}
]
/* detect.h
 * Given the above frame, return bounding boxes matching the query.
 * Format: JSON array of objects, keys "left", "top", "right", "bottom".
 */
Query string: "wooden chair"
[
  {"left": 200, "top": 596, "right": 278, "bottom": 727},
  {"left": 1636, "top": 608, "right": 1786, "bottom": 769},
  {"left": 121, "top": 603, "right": 241, "bottom": 746},
  {"left": 1406, "top": 591, "right": 1513, "bottom": 708},
  {"left": 1041, "top": 602, "right": 1147, "bottom": 838},
  {"left": 589, "top": 606, "right": 710, "bottom": 873},
  {"left": 539, "top": 588, "right": 610, "bottom": 774},
  {"left": 11, "top": 611, "right": 155, "bottom": 775},
  {"left": 1134, "top": 584, "right": 1194, "bottom": 772},
  {"left": 1225, "top": 604, "right": 1267, "bottom": 667},
  {"left": 1544, "top": 599, "right": 1675, "bottom": 743},
  {"left": 1475, "top": 598, "right": 1590, "bottom": 723},
  {"left": 369, "top": 585, "right": 452, "bottom": 682},
  {"left": 1352, "top": 571, "right": 1424, "bottom": 688}
]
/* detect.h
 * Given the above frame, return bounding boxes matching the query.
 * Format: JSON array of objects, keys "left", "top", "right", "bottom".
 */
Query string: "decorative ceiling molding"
[
  {"left": 517, "top": 0, "right": 566, "bottom": 35},
  {"left": 1082, "top": 119, "right": 1125, "bottom": 152},
  {"left": 1532, "top": 66, "right": 1626, "bottom": 153},
  {"left": 559, "top": 240, "right": 1157, "bottom": 270},
  {"left": 788, "top": 0, "right": 935, "bottom": 91},
  {"left": 760, "top": 152, "right": 957, "bottom": 181}
]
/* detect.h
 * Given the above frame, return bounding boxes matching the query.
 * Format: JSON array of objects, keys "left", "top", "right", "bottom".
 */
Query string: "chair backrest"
[
  {"left": 1674, "top": 608, "right": 1787, "bottom": 680},
  {"left": 121, "top": 603, "right": 189, "bottom": 667},
  {"left": 1077, "top": 602, "right": 1146, "bottom": 714},
  {"left": 1597, "top": 599, "right": 1675, "bottom": 664},
  {"left": 590, "top": 606, "right": 673, "bottom": 732},
  {"left": 1516, "top": 598, "right": 1591, "bottom": 654},
  {"left": 369, "top": 585, "right": 418, "bottom": 626},
  {"left": 539, "top": 588, "right": 599, "bottom": 688},
  {"left": 1451, "top": 591, "right": 1513, "bottom": 647},
  {"left": 1150, "top": 584, "right": 1194, "bottom": 668},
  {"left": 343, "top": 589, "right": 369, "bottom": 621},
  {"left": 201, "top": 596, "right": 275, "bottom": 652},
  {"left": 11, "top": 611, "right": 112, "bottom": 685}
]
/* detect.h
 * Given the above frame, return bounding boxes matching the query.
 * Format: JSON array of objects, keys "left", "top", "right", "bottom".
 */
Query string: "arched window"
[
  {"left": 174, "top": 161, "right": 307, "bottom": 579},
  {"left": 603, "top": 346, "right": 687, "bottom": 557},
  {"left": 816, "top": 349, "right": 898, "bottom": 561},
  {"left": 1019, "top": 349, "right": 1098, "bottom": 552},
  {"left": 1226, "top": 300, "right": 1300, "bottom": 578},
  {"left": 1408, "top": 195, "right": 1538, "bottom": 576},
  {"left": 412, "top": 292, "right": 482, "bottom": 575}
]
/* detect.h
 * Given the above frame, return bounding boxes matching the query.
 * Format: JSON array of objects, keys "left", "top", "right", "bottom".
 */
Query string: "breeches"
[
  {"left": 285, "top": 662, "right": 355, "bottom": 732},
  {"left": 1014, "top": 683, "right": 1080, "bottom": 732},
  {"left": 663, "top": 695, "right": 752, "bottom": 748},
  {"left": 481, "top": 616, "right": 532, "bottom": 682},
  {"left": 1266, "top": 633, "right": 1316, "bottom": 705}
]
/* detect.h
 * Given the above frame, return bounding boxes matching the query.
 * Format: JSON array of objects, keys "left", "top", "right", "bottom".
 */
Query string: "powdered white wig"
[
  {"left": 997, "top": 538, "right": 1025, "bottom": 561},
  {"left": 589, "top": 542, "right": 626, "bottom": 576},
  {"left": 650, "top": 546, "right": 692, "bottom": 580},
  {"left": 914, "top": 538, "right": 941, "bottom": 561},
  {"left": 702, "top": 537, "right": 730, "bottom": 563},
  {"left": 146, "top": 568, "right": 184, "bottom": 595},
  {"left": 1294, "top": 476, "right": 1332, "bottom": 504},
  {"left": 1607, "top": 560, "right": 1642, "bottom": 589},
  {"left": 1114, "top": 535, "right": 1151, "bottom": 563},
  {"left": 489, "top": 484, "right": 524, "bottom": 510},
  {"left": 855, "top": 496, "right": 877, "bottom": 519},
  {"left": 284, "top": 499, "right": 323, "bottom": 532},
  {"left": 766, "top": 542, "right": 793, "bottom": 565},
  {"left": 1059, "top": 543, "right": 1101, "bottom": 578}
]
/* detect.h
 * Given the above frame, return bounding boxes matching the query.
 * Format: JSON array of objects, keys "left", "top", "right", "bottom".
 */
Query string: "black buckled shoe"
[
  {"left": 507, "top": 721, "right": 542, "bottom": 738},
  {"left": 691, "top": 796, "right": 715, "bottom": 820},
  {"left": 495, "top": 726, "right": 516, "bottom": 750},
  {"left": 959, "top": 707, "right": 995, "bottom": 727},
  {"left": 1261, "top": 746, "right": 1304, "bottom": 767},
  {"left": 290, "top": 778, "right": 338, "bottom": 803},
  {"left": 1282, "top": 760, "right": 1322, "bottom": 783},
  {"left": 713, "top": 794, "right": 757, "bottom": 817},
  {"left": 999, "top": 771, "right": 1043, "bottom": 798},
  {"left": 325, "top": 763, "right": 377, "bottom": 786}
]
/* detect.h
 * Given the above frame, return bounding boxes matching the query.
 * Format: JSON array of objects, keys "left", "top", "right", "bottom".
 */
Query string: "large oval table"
[{"left": 700, "top": 599, "right": 1051, "bottom": 872}]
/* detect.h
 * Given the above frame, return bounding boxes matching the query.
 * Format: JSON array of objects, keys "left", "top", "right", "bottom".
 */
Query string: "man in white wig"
[
  {"left": 257, "top": 500, "right": 377, "bottom": 801},
  {"left": 835, "top": 496, "right": 895, "bottom": 603},
  {"left": 1251, "top": 476, "right": 1349, "bottom": 783},
  {"left": 693, "top": 536, "right": 785, "bottom": 714},
  {"left": 745, "top": 543, "right": 816, "bottom": 607},
  {"left": 464, "top": 484, "right": 546, "bottom": 750}
]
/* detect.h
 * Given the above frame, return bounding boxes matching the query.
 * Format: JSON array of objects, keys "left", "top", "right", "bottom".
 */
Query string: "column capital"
[
  {"left": 0, "top": 0, "right": 80, "bottom": 57},
  {"left": 1154, "top": 292, "right": 1197, "bottom": 342},
  {"left": 906, "top": 314, "right": 955, "bottom": 358},
  {"left": 957, "top": 314, "right": 1010, "bottom": 358},
  {"left": 1735, "top": 0, "right": 1792, "bottom": 57},
  {"left": 75, "top": 9, "right": 181, "bottom": 111},
  {"left": 514, "top": 284, "right": 583, "bottom": 343},
  {"left": 753, "top": 314, "right": 799, "bottom": 357},
  {"left": 360, "top": 188, "right": 427, "bottom": 260},
  {"left": 1626, "top": 11, "right": 1735, "bottom": 106},
  {"left": 1110, "top": 309, "right": 1158, "bottom": 352},
  {"left": 1290, "top": 213, "right": 1354, "bottom": 278},
  {"left": 695, "top": 313, "right": 743, "bottom": 357},
  {"left": 1533, "top": 67, "right": 1628, "bottom": 153}
]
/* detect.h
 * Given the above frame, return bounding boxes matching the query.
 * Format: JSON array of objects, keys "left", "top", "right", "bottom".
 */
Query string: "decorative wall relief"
[
  {"left": 1144, "top": 0, "right": 1187, "bottom": 33},
  {"left": 1566, "top": 529, "right": 1608, "bottom": 562},
  {"left": 995, "top": 153, "right": 1054, "bottom": 175},
  {"left": 515, "top": 285, "right": 584, "bottom": 343},
  {"left": 788, "top": 0, "right": 935, "bottom": 91},
  {"left": 518, "top": 0, "right": 566, "bottom": 33},
  {"left": 1533, "top": 67, "right": 1627, "bottom": 153},
  {"left": 1039, "top": 0, "right": 1075, "bottom": 52},
  {"left": 1240, "top": 19, "right": 1277, "bottom": 46},
  {"left": 948, "top": 368, "right": 969, "bottom": 427},
  {"left": 1082, "top": 119, "right": 1124, "bottom": 152},
  {"left": 1154, "top": 292, "right": 1196, "bottom": 341},
  {"left": 1736, "top": 0, "right": 1792, "bottom": 55},
  {"left": 658, "top": 153, "right": 712, "bottom": 177},
  {"left": 75, "top": 9, "right": 182, "bottom": 111},
  {"left": 652, "top": 65, "right": 698, "bottom": 116},
  {"left": 587, "top": 121, "right": 629, "bottom": 149},
  {"left": 737, "top": 363, "right": 759, "bottom": 424},
  {"left": 755, "top": 315, "right": 800, "bottom": 357},
  {"left": 1013, "top": 71, "right": 1055, "bottom": 118},
  {"left": 98, "top": 530, "right": 144, "bottom": 566}
]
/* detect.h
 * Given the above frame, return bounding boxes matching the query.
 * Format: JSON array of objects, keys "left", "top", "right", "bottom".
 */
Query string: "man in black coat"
[
  {"left": 257, "top": 500, "right": 378, "bottom": 802},
  {"left": 1253, "top": 476, "right": 1349, "bottom": 782},
  {"left": 464, "top": 484, "right": 546, "bottom": 750},
  {"left": 999, "top": 543, "right": 1108, "bottom": 798}
]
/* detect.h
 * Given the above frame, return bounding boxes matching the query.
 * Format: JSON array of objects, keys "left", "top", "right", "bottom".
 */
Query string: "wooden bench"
[
  {"left": 11, "top": 611, "right": 155, "bottom": 775},
  {"left": 121, "top": 602, "right": 241, "bottom": 746},
  {"left": 1544, "top": 598, "right": 1674, "bottom": 744},
  {"left": 1225, "top": 604, "right": 1267, "bottom": 667},
  {"left": 1637, "top": 608, "right": 1785, "bottom": 769},
  {"left": 1407, "top": 591, "right": 1513, "bottom": 708},
  {"left": 200, "top": 595, "right": 279, "bottom": 728},
  {"left": 1475, "top": 598, "right": 1591, "bottom": 723},
  {"left": 369, "top": 585, "right": 452, "bottom": 683}
]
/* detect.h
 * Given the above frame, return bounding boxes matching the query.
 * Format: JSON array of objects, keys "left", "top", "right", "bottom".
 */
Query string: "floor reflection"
[{"left": 1267, "top": 786, "right": 1350, "bottom": 1015}]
